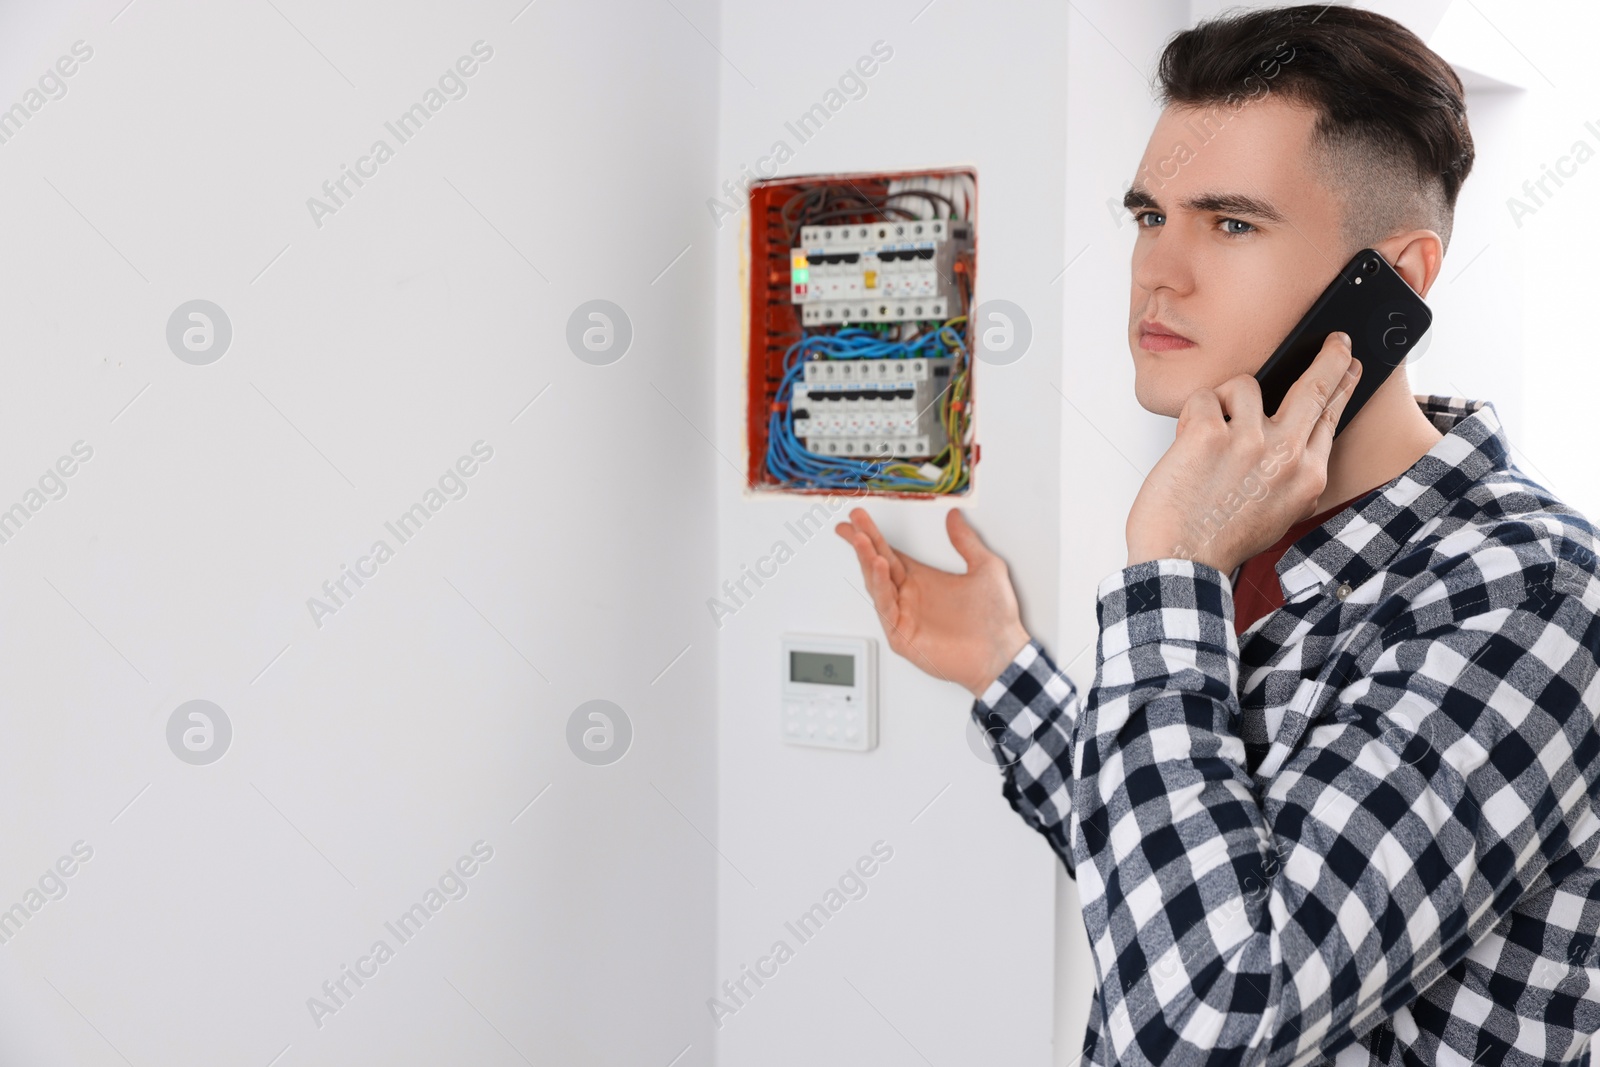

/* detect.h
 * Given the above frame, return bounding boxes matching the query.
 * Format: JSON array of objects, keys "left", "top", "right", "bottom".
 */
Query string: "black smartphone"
[{"left": 1253, "top": 247, "right": 1431, "bottom": 437}]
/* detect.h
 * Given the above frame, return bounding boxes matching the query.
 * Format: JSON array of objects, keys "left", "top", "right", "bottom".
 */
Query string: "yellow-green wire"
[{"left": 866, "top": 314, "right": 972, "bottom": 493}]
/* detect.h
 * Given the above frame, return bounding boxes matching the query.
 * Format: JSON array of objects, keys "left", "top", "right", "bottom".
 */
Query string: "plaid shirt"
[{"left": 972, "top": 395, "right": 1600, "bottom": 1066}]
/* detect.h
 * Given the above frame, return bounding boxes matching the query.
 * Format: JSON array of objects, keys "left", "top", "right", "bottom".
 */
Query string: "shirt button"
[{"left": 1335, "top": 582, "right": 1352, "bottom": 600}]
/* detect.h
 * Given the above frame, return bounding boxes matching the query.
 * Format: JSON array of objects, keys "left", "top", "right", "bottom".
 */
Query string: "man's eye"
[
  {"left": 1221, "top": 217, "right": 1256, "bottom": 236},
  {"left": 1132, "top": 210, "right": 1162, "bottom": 228}
]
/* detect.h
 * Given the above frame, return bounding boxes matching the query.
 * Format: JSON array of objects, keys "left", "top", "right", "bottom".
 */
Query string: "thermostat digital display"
[
  {"left": 789, "top": 651, "right": 854, "bottom": 686},
  {"left": 780, "top": 634, "right": 876, "bottom": 752}
]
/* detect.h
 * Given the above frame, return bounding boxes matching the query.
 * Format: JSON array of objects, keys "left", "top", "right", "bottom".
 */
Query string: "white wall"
[
  {"left": 711, "top": 4, "right": 1069, "bottom": 1065},
  {"left": 0, "top": 1, "right": 718, "bottom": 1064}
]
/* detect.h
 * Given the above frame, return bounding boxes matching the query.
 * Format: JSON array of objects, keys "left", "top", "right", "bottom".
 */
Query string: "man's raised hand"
[
  {"left": 1125, "top": 330, "right": 1362, "bottom": 574},
  {"left": 835, "top": 507, "right": 1031, "bottom": 698}
]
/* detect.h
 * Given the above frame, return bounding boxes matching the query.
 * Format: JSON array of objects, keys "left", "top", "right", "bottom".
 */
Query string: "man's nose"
[{"left": 1132, "top": 223, "right": 1197, "bottom": 296}]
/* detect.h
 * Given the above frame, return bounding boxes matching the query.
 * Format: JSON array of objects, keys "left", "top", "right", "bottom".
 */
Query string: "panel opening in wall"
[{"left": 745, "top": 167, "right": 979, "bottom": 499}]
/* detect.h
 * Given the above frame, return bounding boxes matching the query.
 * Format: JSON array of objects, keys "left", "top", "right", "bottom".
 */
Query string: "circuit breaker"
[
  {"left": 791, "top": 218, "right": 971, "bottom": 326},
  {"left": 745, "top": 168, "right": 978, "bottom": 499},
  {"left": 793, "top": 357, "right": 954, "bottom": 459}
]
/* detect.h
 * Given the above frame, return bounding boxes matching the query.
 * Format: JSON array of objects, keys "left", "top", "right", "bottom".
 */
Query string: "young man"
[{"left": 837, "top": 7, "right": 1600, "bottom": 1066}]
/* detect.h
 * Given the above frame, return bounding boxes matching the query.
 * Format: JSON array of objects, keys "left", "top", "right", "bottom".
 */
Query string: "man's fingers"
[
  {"left": 838, "top": 519, "right": 904, "bottom": 617},
  {"left": 1179, "top": 386, "right": 1225, "bottom": 432},
  {"left": 837, "top": 520, "right": 879, "bottom": 575},
  {"left": 839, "top": 527, "right": 901, "bottom": 630},
  {"left": 846, "top": 507, "right": 907, "bottom": 586},
  {"left": 946, "top": 508, "right": 993, "bottom": 570},
  {"left": 1306, "top": 354, "right": 1361, "bottom": 470},
  {"left": 1212, "top": 374, "right": 1265, "bottom": 433},
  {"left": 1275, "top": 331, "right": 1358, "bottom": 441},
  {"left": 864, "top": 553, "right": 901, "bottom": 631}
]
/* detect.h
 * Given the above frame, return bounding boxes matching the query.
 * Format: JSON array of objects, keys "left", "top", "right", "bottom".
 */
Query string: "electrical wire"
[
  {"left": 881, "top": 188, "right": 956, "bottom": 220},
  {"left": 765, "top": 316, "right": 973, "bottom": 495}
]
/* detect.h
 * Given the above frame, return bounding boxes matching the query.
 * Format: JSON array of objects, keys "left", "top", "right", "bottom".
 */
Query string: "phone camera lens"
[{"left": 1362, "top": 257, "right": 1379, "bottom": 275}]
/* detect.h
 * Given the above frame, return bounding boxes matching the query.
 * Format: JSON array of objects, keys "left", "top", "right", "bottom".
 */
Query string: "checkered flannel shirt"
[{"left": 972, "top": 396, "right": 1600, "bottom": 1066}]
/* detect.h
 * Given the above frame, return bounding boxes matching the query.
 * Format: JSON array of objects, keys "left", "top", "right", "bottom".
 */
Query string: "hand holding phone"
[{"left": 1253, "top": 248, "right": 1431, "bottom": 437}]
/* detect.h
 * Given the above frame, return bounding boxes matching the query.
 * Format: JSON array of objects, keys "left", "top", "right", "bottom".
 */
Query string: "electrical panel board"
[{"left": 746, "top": 169, "right": 978, "bottom": 499}]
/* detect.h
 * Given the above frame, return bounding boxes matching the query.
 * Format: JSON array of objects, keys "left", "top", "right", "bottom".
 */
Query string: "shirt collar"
[{"left": 1273, "top": 394, "right": 1512, "bottom": 602}]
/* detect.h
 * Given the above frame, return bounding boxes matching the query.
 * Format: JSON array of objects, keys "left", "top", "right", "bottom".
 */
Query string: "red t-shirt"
[{"left": 1231, "top": 490, "right": 1370, "bottom": 638}]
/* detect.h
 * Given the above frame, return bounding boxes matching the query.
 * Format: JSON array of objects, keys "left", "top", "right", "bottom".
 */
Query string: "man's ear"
[{"left": 1377, "top": 230, "right": 1445, "bottom": 299}]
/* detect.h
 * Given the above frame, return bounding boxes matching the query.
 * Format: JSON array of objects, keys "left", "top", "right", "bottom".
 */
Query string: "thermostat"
[{"left": 780, "top": 633, "right": 876, "bottom": 752}]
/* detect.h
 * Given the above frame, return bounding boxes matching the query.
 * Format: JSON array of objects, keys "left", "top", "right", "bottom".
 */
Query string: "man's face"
[{"left": 1126, "top": 96, "right": 1349, "bottom": 417}]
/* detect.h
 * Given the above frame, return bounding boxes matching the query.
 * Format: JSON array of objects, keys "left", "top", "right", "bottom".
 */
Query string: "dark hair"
[{"left": 1155, "top": 4, "right": 1474, "bottom": 254}]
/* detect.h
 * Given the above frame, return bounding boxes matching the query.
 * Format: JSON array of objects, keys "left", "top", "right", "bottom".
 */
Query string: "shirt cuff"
[
  {"left": 976, "top": 639, "right": 1041, "bottom": 711},
  {"left": 1095, "top": 557, "right": 1237, "bottom": 659},
  {"left": 971, "top": 638, "right": 1073, "bottom": 761}
]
